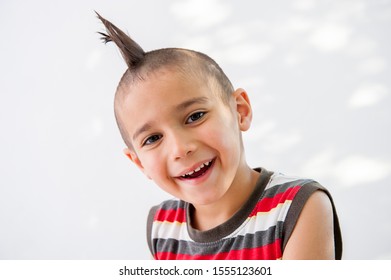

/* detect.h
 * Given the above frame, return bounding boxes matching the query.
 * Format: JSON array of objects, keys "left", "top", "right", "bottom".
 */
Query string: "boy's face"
[{"left": 121, "top": 69, "right": 253, "bottom": 207}]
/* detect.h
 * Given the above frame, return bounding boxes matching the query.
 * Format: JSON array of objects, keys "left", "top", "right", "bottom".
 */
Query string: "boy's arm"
[{"left": 282, "top": 190, "right": 335, "bottom": 260}]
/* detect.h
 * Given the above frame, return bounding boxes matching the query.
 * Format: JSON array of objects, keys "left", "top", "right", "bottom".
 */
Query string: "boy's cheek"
[{"left": 135, "top": 157, "right": 156, "bottom": 180}]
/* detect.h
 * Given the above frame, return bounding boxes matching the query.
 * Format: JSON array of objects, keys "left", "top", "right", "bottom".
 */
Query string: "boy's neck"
[{"left": 190, "top": 165, "right": 260, "bottom": 231}]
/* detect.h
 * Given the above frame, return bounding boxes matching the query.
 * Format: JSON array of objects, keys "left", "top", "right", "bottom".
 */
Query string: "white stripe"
[
  {"left": 152, "top": 199, "right": 293, "bottom": 242},
  {"left": 151, "top": 221, "right": 192, "bottom": 242},
  {"left": 228, "top": 200, "right": 292, "bottom": 238},
  {"left": 265, "top": 172, "right": 304, "bottom": 190}
]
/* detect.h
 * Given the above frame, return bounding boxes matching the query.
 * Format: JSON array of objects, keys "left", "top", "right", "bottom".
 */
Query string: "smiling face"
[{"left": 119, "top": 68, "right": 254, "bottom": 207}]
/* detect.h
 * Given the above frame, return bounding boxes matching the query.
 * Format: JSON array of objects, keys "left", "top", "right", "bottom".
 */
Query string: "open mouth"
[{"left": 179, "top": 159, "right": 214, "bottom": 180}]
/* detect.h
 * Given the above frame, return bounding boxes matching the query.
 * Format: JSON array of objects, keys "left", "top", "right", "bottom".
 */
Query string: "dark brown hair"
[{"left": 96, "top": 12, "right": 234, "bottom": 148}]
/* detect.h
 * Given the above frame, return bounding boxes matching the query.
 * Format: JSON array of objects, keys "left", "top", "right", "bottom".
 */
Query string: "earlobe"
[
  {"left": 123, "top": 147, "right": 143, "bottom": 168},
  {"left": 123, "top": 148, "right": 134, "bottom": 161},
  {"left": 233, "top": 88, "right": 252, "bottom": 131},
  {"left": 123, "top": 148, "right": 151, "bottom": 179}
]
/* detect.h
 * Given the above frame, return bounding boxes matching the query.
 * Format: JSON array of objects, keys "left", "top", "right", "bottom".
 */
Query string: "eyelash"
[
  {"left": 142, "top": 134, "right": 162, "bottom": 146},
  {"left": 186, "top": 111, "right": 206, "bottom": 124},
  {"left": 141, "top": 111, "right": 207, "bottom": 146}
]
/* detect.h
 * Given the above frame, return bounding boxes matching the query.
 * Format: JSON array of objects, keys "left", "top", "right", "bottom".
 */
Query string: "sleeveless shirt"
[{"left": 146, "top": 168, "right": 343, "bottom": 260}]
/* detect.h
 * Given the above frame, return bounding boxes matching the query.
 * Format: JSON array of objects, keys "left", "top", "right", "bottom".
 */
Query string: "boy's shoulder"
[
  {"left": 146, "top": 197, "right": 187, "bottom": 256},
  {"left": 148, "top": 197, "right": 186, "bottom": 216},
  {"left": 253, "top": 167, "right": 326, "bottom": 197},
  {"left": 264, "top": 170, "right": 331, "bottom": 212},
  {"left": 147, "top": 197, "right": 186, "bottom": 229},
  {"left": 268, "top": 170, "right": 316, "bottom": 187}
]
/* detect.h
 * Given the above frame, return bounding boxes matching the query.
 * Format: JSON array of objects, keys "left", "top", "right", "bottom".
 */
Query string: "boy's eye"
[
  {"left": 186, "top": 112, "right": 205, "bottom": 124},
  {"left": 143, "top": 134, "right": 162, "bottom": 146}
]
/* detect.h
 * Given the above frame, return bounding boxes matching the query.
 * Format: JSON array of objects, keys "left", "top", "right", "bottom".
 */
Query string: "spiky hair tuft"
[{"left": 96, "top": 11, "right": 145, "bottom": 69}]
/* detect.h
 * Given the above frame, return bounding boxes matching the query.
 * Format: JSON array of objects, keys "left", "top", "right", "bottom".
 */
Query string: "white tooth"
[
  {"left": 195, "top": 164, "right": 203, "bottom": 172},
  {"left": 205, "top": 161, "right": 210, "bottom": 166},
  {"left": 188, "top": 170, "right": 194, "bottom": 175}
]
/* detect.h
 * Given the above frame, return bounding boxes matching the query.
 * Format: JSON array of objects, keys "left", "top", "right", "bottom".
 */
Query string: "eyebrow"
[
  {"left": 132, "top": 123, "right": 152, "bottom": 141},
  {"left": 132, "top": 97, "right": 209, "bottom": 141},
  {"left": 175, "top": 96, "right": 209, "bottom": 111}
]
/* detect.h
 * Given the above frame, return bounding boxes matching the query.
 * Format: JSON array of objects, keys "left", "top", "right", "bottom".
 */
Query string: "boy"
[{"left": 97, "top": 13, "right": 342, "bottom": 260}]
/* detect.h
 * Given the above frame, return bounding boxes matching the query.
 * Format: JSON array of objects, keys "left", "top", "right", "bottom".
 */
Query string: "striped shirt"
[{"left": 147, "top": 168, "right": 343, "bottom": 260}]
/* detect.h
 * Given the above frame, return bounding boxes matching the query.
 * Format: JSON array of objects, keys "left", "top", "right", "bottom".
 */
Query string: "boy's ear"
[
  {"left": 123, "top": 148, "right": 151, "bottom": 179},
  {"left": 233, "top": 88, "right": 252, "bottom": 131}
]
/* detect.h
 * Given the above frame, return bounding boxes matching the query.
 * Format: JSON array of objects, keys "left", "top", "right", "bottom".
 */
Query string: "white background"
[{"left": 0, "top": 0, "right": 390, "bottom": 259}]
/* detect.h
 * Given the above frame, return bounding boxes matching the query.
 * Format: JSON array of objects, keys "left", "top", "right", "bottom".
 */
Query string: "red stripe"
[
  {"left": 155, "top": 186, "right": 301, "bottom": 223},
  {"left": 155, "top": 239, "right": 282, "bottom": 260},
  {"left": 154, "top": 208, "right": 187, "bottom": 223},
  {"left": 250, "top": 186, "right": 301, "bottom": 216}
]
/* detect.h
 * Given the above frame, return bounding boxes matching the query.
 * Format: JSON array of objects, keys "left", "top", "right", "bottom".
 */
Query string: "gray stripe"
[
  {"left": 263, "top": 178, "right": 314, "bottom": 198},
  {"left": 146, "top": 205, "right": 159, "bottom": 256},
  {"left": 154, "top": 221, "right": 284, "bottom": 256},
  {"left": 158, "top": 199, "right": 186, "bottom": 211}
]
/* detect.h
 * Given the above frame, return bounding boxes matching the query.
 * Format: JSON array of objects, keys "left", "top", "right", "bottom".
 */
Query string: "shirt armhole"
[
  {"left": 282, "top": 182, "right": 343, "bottom": 259},
  {"left": 146, "top": 205, "right": 159, "bottom": 258}
]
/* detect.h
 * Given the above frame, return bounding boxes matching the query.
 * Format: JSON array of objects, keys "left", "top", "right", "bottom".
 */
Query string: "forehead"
[
  {"left": 120, "top": 68, "right": 219, "bottom": 109},
  {"left": 116, "top": 69, "right": 221, "bottom": 126}
]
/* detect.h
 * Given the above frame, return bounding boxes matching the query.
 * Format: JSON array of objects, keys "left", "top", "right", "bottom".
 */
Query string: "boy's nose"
[{"left": 169, "top": 130, "right": 196, "bottom": 160}]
